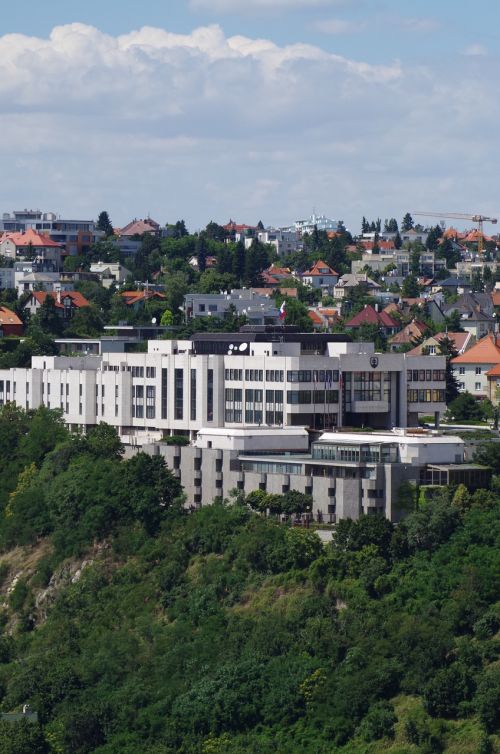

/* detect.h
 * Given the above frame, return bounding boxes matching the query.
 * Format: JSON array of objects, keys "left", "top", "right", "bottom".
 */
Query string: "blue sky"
[{"left": 0, "top": 0, "right": 498, "bottom": 232}]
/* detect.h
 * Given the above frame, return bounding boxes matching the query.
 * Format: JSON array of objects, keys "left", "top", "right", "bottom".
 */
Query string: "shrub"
[
  {"left": 358, "top": 701, "right": 397, "bottom": 741},
  {"left": 163, "top": 435, "right": 190, "bottom": 446}
]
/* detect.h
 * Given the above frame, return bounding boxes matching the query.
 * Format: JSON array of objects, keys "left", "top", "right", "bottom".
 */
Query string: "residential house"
[
  {"left": 302, "top": 260, "right": 338, "bottom": 293},
  {"left": 0, "top": 229, "right": 63, "bottom": 268},
  {"left": 0, "top": 209, "right": 101, "bottom": 256},
  {"left": 184, "top": 290, "right": 280, "bottom": 325},
  {"left": 389, "top": 320, "right": 429, "bottom": 352},
  {"left": 344, "top": 305, "right": 399, "bottom": 336},
  {"left": 451, "top": 333, "right": 500, "bottom": 397},
  {"left": 24, "top": 290, "right": 90, "bottom": 319},
  {"left": 118, "top": 218, "right": 161, "bottom": 238},
  {"left": 0, "top": 307, "right": 24, "bottom": 336},
  {"left": 120, "top": 290, "right": 166, "bottom": 310},
  {"left": 443, "top": 293, "right": 496, "bottom": 340},
  {"left": 89, "top": 262, "right": 132, "bottom": 288},
  {"left": 334, "top": 273, "right": 381, "bottom": 300},
  {"left": 407, "top": 331, "right": 474, "bottom": 357},
  {"left": 307, "top": 307, "right": 342, "bottom": 330},
  {"left": 436, "top": 277, "right": 473, "bottom": 296}
]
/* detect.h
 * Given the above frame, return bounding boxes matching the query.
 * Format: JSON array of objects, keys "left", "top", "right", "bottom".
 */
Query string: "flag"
[{"left": 279, "top": 300, "right": 286, "bottom": 321}]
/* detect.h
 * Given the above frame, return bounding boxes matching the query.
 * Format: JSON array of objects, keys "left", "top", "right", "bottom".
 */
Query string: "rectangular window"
[
  {"left": 459, "top": 366, "right": 465, "bottom": 375},
  {"left": 161, "top": 368, "right": 168, "bottom": 419},
  {"left": 475, "top": 382, "right": 482, "bottom": 390},
  {"left": 174, "top": 369, "right": 183, "bottom": 420},
  {"left": 146, "top": 385, "right": 155, "bottom": 419},
  {"left": 146, "top": 367, "right": 156, "bottom": 378},
  {"left": 207, "top": 369, "right": 214, "bottom": 422},
  {"left": 475, "top": 366, "right": 482, "bottom": 375},
  {"left": 190, "top": 369, "right": 197, "bottom": 421}
]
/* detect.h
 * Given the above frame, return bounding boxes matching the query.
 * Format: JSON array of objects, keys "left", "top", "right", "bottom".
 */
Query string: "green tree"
[
  {"left": 438, "top": 334, "right": 460, "bottom": 404},
  {"left": 448, "top": 392, "right": 484, "bottom": 422},
  {"left": 402, "top": 274, "right": 420, "bottom": 298},
  {"left": 96, "top": 210, "right": 114, "bottom": 237},
  {"left": 401, "top": 212, "right": 414, "bottom": 232},
  {"left": 196, "top": 235, "right": 208, "bottom": 273}
]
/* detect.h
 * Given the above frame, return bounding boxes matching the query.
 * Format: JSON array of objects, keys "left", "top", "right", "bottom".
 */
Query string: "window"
[
  {"left": 174, "top": 369, "right": 184, "bottom": 420},
  {"left": 161, "top": 368, "right": 168, "bottom": 419},
  {"left": 199, "top": 304, "right": 205, "bottom": 312},
  {"left": 146, "top": 385, "right": 155, "bottom": 419},
  {"left": 207, "top": 369, "right": 214, "bottom": 421},
  {"left": 244, "top": 369, "right": 263, "bottom": 381},
  {"left": 190, "top": 369, "right": 197, "bottom": 421},
  {"left": 475, "top": 382, "right": 482, "bottom": 391},
  {"left": 459, "top": 367, "right": 465, "bottom": 375},
  {"left": 265, "top": 389, "right": 284, "bottom": 425},
  {"left": 146, "top": 367, "right": 156, "bottom": 378},
  {"left": 245, "top": 388, "right": 263, "bottom": 423},
  {"left": 225, "top": 388, "right": 242, "bottom": 422},
  {"left": 475, "top": 366, "right": 482, "bottom": 375}
]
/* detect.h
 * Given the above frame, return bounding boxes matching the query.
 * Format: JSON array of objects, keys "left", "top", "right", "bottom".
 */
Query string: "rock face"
[{"left": 0, "top": 540, "right": 111, "bottom": 630}]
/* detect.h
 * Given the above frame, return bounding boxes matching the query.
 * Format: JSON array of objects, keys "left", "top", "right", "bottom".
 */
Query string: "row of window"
[
  {"left": 223, "top": 369, "right": 339, "bottom": 383},
  {"left": 407, "top": 370, "right": 446, "bottom": 381},
  {"left": 407, "top": 389, "right": 446, "bottom": 403}
]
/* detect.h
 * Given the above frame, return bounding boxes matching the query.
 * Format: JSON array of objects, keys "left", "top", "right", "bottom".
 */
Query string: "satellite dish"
[
  {"left": 151, "top": 317, "right": 157, "bottom": 324},
  {"left": 239, "top": 343, "right": 248, "bottom": 352},
  {"left": 227, "top": 349, "right": 232, "bottom": 355},
  {"left": 229, "top": 344, "right": 234, "bottom": 350}
]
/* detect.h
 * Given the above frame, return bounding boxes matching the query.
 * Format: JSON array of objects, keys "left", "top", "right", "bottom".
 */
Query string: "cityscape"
[{"left": 0, "top": 2, "right": 499, "bottom": 753}]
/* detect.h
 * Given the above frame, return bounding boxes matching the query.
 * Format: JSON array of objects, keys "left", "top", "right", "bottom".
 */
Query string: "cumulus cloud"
[{"left": 0, "top": 23, "right": 498, "bottom": 230}]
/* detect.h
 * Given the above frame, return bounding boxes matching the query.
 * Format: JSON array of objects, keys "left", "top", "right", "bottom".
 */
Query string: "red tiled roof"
[
  {"left": 260, "top": 271, "right": 281, "bottom": 286},
  {"left": 491, "top": 291, "right": 500, "bottom": 307},
  {"left": 223, "top": 220, "right": 257, "bottom": 233},
  {"left": 267, "top": 265, "right": 292, "bottom": 277},
  {"left": 360, "top": 240, "right": 395, "bottom": 251},
  {"left": 308, "top": 310, "right": 324, "bottom": 325},
  {"left": 345, "top": 305, "right": 398, "bottom": 329},
  {"left": 119, "top": 218, "right": 160, "bottom": 237},
  {"left": 389, "top": 320, "right": 429, "bottom": 345},
  {"left": 120, "top": 290, "right": 166, "bottom": 304},
  {"left": 303, "top": 260, "right": 338, "bottom": 276},
  {"left": 30, "top": 291, "right": 90, "bottom": 309},
  {"left": 452, "top": 333, "right": 500, "bottom": 365},
  {"left": 1, "top": 228, "right": 62, "bottom": 248},
  {"left": 0, "top": 306, "right": 23, "bottom": 326},
  {"left": 486, "top": 364, "right": 500, "bottom": 377}
]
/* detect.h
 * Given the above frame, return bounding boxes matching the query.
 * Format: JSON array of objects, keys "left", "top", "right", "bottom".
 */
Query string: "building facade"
[{"left": 0, "top": 329, "right": 447, "bottom": 439}]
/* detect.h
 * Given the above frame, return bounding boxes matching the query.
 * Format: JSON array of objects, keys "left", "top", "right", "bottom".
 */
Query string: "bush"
[
  {"left": 424, "top": 663, "right": 475, "bottom": 718},
  {"left": 358, "top": 701, "right": 397, "bottom": 741},
  {"left": 474, "top": 669, "right": 500, "bottom": 733},
  {"left": 163, "top": 435, "right": 190, "bottom": 446}
]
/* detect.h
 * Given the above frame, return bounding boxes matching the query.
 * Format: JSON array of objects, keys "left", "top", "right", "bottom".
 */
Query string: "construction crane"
[{"left": 413, "top": 212, "right": 498, "bottom": 255}]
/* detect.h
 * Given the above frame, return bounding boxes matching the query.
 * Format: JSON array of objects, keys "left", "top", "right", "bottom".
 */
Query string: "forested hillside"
[{"left": 0, "top": 406, "right": 498, "bottom": 754}]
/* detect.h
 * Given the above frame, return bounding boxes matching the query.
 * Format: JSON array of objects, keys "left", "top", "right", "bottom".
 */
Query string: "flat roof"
[
  {"left": 197, "top": 427, "right": 308, "bottom": 437},
  {"left": 317, "top": 431, "right": 464, "bottom": 445}
]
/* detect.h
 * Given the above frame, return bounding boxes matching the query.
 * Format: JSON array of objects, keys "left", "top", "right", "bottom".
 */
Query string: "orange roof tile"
[
  {"left": 308, "top": 310, "right": 324, "bottom": 325},
  {"left": 0, "top": 306, "right": 23, "bottom": 326},
  {"left": 1, "top": 228, "right": 62, "bottom": 248},
  {"left": 30, "top": 291, "right": 90, "bottom": 309},
  {"left": 452, "top": 333, "right": 500, "bottom": 364},
  {"left": 303, "top": 260, "right": 338, "bottom": 276}
]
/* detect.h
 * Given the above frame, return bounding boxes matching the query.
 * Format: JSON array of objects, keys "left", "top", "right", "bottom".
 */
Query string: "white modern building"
[
  {"left": 293, "top": 213, "right": 339, "bottom": 236},
  {"left": 0, "top": 327, "right": 446, "bottom": 438},
  {"left": 1, "top": 326, "right": 487, "bottom": 522}
]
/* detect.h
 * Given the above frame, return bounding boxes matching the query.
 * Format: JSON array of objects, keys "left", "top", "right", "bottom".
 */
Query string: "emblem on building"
[{"left": 370, "top": 356, "right": 379, "bottom": 368}]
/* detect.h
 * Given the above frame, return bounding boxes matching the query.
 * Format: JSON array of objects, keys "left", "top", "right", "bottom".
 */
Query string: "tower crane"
[{"left": 413, "top": 212, "right": 497, "bottom": 255}]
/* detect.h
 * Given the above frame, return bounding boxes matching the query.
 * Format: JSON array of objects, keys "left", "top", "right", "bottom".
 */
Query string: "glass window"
[{"left": 174, "top": 369, "right": 183, "bottom": 420}]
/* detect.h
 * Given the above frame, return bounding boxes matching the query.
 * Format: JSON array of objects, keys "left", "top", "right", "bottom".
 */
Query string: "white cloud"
[
  {"left": 310, "top": 17, "right": 362, "bottom": 34},
  {"left": 463, "top": 44, "right": 487, "bottom": 56},
  {"left": 0, "top": 23, "right": 498, "bottom": 232},
  {"left": 398, "top": 17, "right": 440, "bottom": 33}
]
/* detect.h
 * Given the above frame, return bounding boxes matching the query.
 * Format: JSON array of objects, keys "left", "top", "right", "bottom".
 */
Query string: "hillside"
[{"left": 0, "top": 405, "right": 498, "bottom": 754}]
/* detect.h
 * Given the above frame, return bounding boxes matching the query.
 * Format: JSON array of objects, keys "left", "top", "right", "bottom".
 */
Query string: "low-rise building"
[
  {"left": 184, "top": 290, "right": 280, "bottom": 325},
  {"left": 345, "top": 305, "right": 399, "bottom": 336},
  {"left": 301, "top": 260, "right": 338, "bottom": 293},
  {"left": 0, "top": 307, "right": 23, "bottom": 336},
  {"left": 24, "top": 290, "right": 90, "bottom": 320}
]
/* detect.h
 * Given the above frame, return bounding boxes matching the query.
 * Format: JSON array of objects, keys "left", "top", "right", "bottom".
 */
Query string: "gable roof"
[
  {"left": 120, "top": 290, "right": 166, "bottom": 305},
  {"left": 0, "top": 306, "right": 23, "bottom": 327},
  {"left": 29, "top": 291, "right": 90, "bottom": 309},
  {"left": 303, "top": 260, "right": 338, "bottom": 276},
  {"left": 119, "top": 218, "right": 160, "bottom": 237},
  {"left": 389, "top": 320, "right": 429, "bottom": 345},
  {"left": 452, "top": 333, "right": 500, "bottom": 365},
  {"left": 345, "top": 305, "right": 398, "bottom": 329}
]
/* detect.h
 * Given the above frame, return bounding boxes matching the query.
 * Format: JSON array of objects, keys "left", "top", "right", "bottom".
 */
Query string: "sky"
[{"left": 0, "top": 0, "right": 499, "bottom": 234}]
